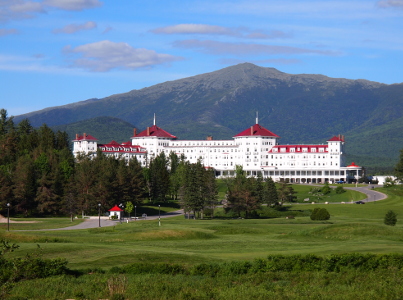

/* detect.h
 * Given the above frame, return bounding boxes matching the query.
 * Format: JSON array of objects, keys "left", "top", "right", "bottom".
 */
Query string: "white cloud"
[
  {"left": 173, "top": 40, "right": 338, "bottom": 56},
  {"left": 153, "top": 24, "right": 233, "bottom": 35},
  {"left": 64, "top": 40, "right": 183, "bottom": 72},
  {"left": 8, "top": 1, "right": 44, "bottom": 13},
  {"left": 53, "top": 21, "right": 96, "bottom": 34},
  {"left": 0, "top": 0, "right": 45, "bottom": 22},
  {"left": 377, "top": 0, "right": 403, "bottom": 8},
  {"left": 0, "top": 28, "right": 19, "bottom": 36},
  {"left": 152, "top": 23, "right": 290, "bottom": 39},
  {"left": 0, "top": 0, "right": 102, "bottom": 23},
  {"left": 43, "top": 0, "right": 102, "bottom": 11},
  {"left": 220, "top": 58, "right": 301, "bottom": 65}
]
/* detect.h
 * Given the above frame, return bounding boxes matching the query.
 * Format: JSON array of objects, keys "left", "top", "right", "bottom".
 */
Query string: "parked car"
[
  {"left": 355, "top": 201, "right": 365, "bottom": 204},
  {"left": 336, "top": 180, "right": 345, "bottom": 184}
]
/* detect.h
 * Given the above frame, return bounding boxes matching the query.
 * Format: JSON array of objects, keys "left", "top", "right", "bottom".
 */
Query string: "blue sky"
[{"left": 1, "top": 0, "right": 403, "bottom": 116}]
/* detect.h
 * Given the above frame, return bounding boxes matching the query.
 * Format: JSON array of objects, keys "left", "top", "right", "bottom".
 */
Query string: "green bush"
[
  {"left": 384, "top": 210, "right": 397, "bottom": 226},
  {"left": 321, "top": 182, "right": 331, "bottom": 195},
  {"left": 335, "top": 186, "right": 346, "bottom": 194},
  {"left": 310, "top": 208, "right": 330, "bottom": 220}
]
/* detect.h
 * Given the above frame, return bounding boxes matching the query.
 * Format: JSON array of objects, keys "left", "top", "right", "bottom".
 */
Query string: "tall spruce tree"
[
  {"left": 149, "top": 152, "right": 170, "bottom": 202},
  {"left": 395, "top": 149, "right": 403, "bottom": 182},
  {"left": 263, "top": 177, "right": 279, "bottom": 206}
]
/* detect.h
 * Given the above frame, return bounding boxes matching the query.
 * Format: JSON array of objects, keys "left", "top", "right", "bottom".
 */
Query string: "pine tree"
[
  {"left": 263, "top": 177, "right": 279, "bottom": 206},
  {"left": 384, "top": 210, "right": 397, "bottom": 226},
  {"left": 149, "top": 152, "right": 170, "bottom": 202},
  {"left": 277, "top": 180, "right": 297, "bottom": 204},
  {"left": 395, "top": 149, "right": 403, "bottom": 182}
]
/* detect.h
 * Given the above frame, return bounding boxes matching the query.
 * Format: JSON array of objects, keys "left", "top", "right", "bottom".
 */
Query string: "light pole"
[
  {"left": 135, "top": 205, "right": 137, "bottom": 221},
  {"left": 7, "top": 203, "right": 10, "bottom": 231},
  {"left": 98, "top": 203, "right": 101, "bottom": 227},
  {"left": 119, "top": 203, "right": 124, "bottom": 223},
  {"left": 158, "top": 204, "right": 161, "bottom": 227}
]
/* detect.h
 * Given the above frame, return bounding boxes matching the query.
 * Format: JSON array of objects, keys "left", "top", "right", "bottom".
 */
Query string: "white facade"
[
  {"left": 73, "top": 121, "right": 363, "bottom": 183},
  {"left": 72, "top": 133, "right": 148, "bottom": 167}
]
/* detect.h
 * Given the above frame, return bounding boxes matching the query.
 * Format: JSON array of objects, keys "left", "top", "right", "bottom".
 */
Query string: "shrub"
[
  {"left": 310, "top": 208, "right": 330, "bottom": 220},
  {"left": 335, "top": 186, "right": 346, "bottom": 194},
  {"left": 321, "top": 182, "right": 331, "bottom": 195},
  {"left": 384, "top": 210, "right": 397, "bottom": 226}
]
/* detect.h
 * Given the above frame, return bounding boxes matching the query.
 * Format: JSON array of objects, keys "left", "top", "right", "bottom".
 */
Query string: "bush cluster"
[
  {"left": 103, "top": 254, "right": 403, "bottom": 277},
  {"left": 310, "top": 208, "right": 330, "bottom": 220}
]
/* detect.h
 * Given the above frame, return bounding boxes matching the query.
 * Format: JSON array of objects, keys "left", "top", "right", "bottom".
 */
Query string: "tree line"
[
  {"left": 222, "top": 165, "right": 296, "bottom": 218},
  {"left": 0, "top": 108, "right": 299, "bottom": 219},
  {"left": 0, "top": 109, "right": 220, "bottom": 218}
]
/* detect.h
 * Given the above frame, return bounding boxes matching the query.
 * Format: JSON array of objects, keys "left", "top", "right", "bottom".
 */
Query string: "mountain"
[
  {"left": 51, "top": 116, "right": 135, "bottom": 144},
  {"left": 13, "top": 63, "right": 403, "bottom": 172}
]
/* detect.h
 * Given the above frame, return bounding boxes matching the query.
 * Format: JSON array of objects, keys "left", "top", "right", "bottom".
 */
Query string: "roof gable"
[
  {"left": 73, "top": 134, "right": 98, "bottom": 141},
  {"left": 327, "top": 135, "right": 345, "bottom": 142},
  {"left": 234, "top": 124, "right": 280, "bottom": 138},
  {"left": 132, "top": 125, "right": 177, "bottom": 139},
  {"left": 108, "top": 205, "right": 124, "bottom": 212}
]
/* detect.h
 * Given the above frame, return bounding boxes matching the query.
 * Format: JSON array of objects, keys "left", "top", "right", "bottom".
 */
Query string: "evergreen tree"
[
  {"left": 277, "top": 180, "right": 297, "bottom": 204},
  {"left": 149, "top": 152, "right": 170, "bottom": 202},
  {"left": 13, "top": 155, "right": 37, "bottom": 215},
  {"left": 254, "top": 173, "right": 264, "bottom": 204},
  {"left": 74, "top": 154, "right": 97, "bottom": 216},
  {"left": 127, "top": 157, "right": 146, "bottom": 205},
  {"left": 395, "top": 149, "right": 403, "bottom": 182},
  {"left": 263, "top": 177, "right": 279, "bottom": 206},
  {"left": 384, "top": 210, "right": 397, "bottom": 226},
  {"left": 203, "top": 167, "right": 218, "bottom": 218}
]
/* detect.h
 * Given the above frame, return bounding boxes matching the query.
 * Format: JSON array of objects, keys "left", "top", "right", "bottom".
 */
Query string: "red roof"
[
  {"left": 347, "top": 162, "right": 360, "bottom": 168},
  {"left": 327, "top": 135, "right": 345, "bottom": 142},
  {"left": 269, "top": 145, "right": 328, "bottom": 153},
  {"left": 73, "top": 134, "right": 98, "bottom": 141},
  {"left": 109, "top": 205, "right": 124, "bottom": 212},
  {"left": 132, "top": 125, "right": 177, "bottom": 139},
  {"left": 234, "top": 124, "right": 280, "bottom": 138}
]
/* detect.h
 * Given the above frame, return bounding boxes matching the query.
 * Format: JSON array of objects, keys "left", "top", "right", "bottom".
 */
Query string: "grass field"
[
  {"left": 2, "top": 185, "right": 403, "bottom": 299},
  {"left": 0, "top": 186, "right": 401, "bottom": 270}
]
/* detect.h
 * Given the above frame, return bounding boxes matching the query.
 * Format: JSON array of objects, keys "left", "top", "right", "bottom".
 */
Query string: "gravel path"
[{"left": 33, "top": 209, "right": 185, "bottom": 231}]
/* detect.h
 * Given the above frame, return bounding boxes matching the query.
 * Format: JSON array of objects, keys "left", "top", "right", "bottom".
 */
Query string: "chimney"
[
  {"left": 250, "top": 126, "right": 253, "bottom": 135},
  {"left": 207, "top": 136, "right": 213, "bottom": 140},
  {"left": 75, "top": 133, "right": 78, "bottom": 140},
  {"left": 133, "top": 128, "right": 137, "bottom": 137},
  {"left": 83, "top": 133, "right": 87, "bottom": 139},
  {"left": 147, "top": 127, "right": 150, "bottom": 136}
]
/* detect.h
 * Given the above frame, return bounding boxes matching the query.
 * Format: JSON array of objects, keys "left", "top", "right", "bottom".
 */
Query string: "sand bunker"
[{"left": 0, "top": 214, "right": 38, "bottom": 223}]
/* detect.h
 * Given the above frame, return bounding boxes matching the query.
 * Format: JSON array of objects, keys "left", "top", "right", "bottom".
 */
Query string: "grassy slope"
[{"left": 1, "top": 186, "right": 402, "bottom": 271}]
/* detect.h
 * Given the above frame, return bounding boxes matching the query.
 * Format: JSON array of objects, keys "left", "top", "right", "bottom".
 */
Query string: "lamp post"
[
  {"left": 135, "top": 205, "right": 137, "bottom": 221},
  {"left": 98, "top": 203, "right": 101, "bottom": 227},
  {"left": 6, "top": 203, "right": 10, "bottom": 232},
  {"left": 158, "top": 204, "right": 161, "bottom": 227},
  {"left": 119, "top": 203, "right": 124, "bottom": 223}
]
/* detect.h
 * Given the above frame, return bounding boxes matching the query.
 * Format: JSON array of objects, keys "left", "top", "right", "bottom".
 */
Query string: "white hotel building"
[{"left": 73, "top": 119, "right": 362, "bottom": 183}]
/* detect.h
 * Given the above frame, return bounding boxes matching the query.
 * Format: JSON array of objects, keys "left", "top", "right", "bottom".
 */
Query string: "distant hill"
[
  {"left": 51, "top": 116, "right": 135, "bottom": 144},
  {"left": 13, "top": 63, "right": 403, "bottom": 172}
]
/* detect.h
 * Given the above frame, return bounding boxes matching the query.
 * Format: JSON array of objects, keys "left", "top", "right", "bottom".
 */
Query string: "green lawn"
[{"left": 1, "top": 186, "right": 402, "bottom": 271}]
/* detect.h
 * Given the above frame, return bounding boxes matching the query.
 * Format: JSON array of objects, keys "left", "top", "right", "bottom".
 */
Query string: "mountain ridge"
[{"left": 12, "top": 63, "right": 403, "bottom": 171}]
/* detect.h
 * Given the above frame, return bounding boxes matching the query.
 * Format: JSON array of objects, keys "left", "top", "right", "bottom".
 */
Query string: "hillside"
[
  {"left": 51, "top": 116, "right": 135, "bottom": 144},
  {"left": 13, "top": 63, "right": 403, "bottom": 172}
]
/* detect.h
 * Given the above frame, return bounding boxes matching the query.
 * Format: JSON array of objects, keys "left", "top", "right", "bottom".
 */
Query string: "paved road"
[
  {"left": 344, "top": 185, "right": 387, "bottom": 203},
  {"left": 39, "top": 209, "right": 185, "bottom": 231},
  {"left": 289, "top": 184, "right": 387, "bottom": 205}
]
